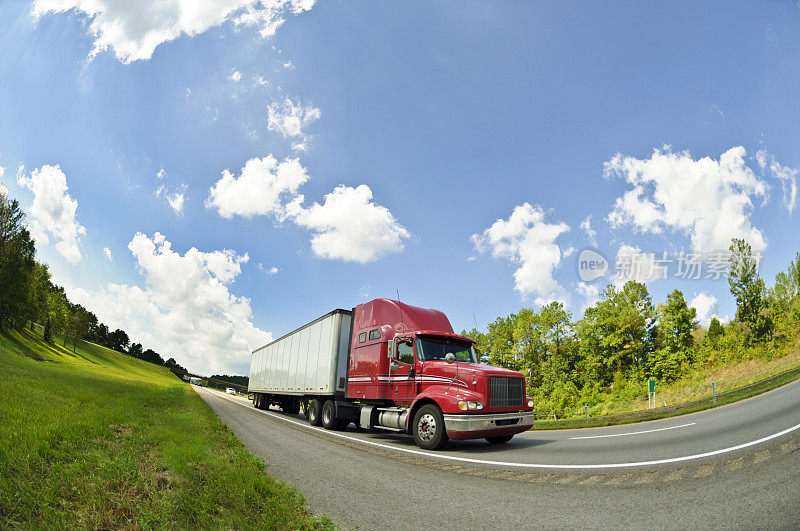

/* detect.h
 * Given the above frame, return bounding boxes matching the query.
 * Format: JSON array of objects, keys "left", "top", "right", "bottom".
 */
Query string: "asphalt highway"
[{"left": 196, "top": 381, "right": 800, "bottom": 528}]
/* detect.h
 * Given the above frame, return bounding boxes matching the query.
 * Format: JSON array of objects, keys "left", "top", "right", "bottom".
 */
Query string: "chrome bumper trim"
[{"left": 442, "top": 411, "right": 536, "bottom": 432}]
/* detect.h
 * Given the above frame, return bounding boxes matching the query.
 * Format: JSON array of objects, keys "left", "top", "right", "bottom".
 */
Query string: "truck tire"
[
  {"left": 321, "top": 400, "right": 339, "bottom": 430},
  {"left": 254, "top": 393, "right": 262, "bottom": 409},
  {"left": 486, "top": 435, "right": 514, "bottom": 444},
  {"left": 412, "top": 404, "right": 448, "bottom": 450},
  {"left": 307, "top": 399, "right": 322, "bottom": 426}
]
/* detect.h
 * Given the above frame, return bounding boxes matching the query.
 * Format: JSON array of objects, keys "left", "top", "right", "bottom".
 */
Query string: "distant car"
[{"left": 226, "top": 387, "right": 236, "bottom": 395}]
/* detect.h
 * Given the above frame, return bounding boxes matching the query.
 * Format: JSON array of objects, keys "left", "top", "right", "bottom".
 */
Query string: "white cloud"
[
  {"left": 605, "top": 146, "right": 768, "bottom": 252},
  {"left": 66, "top": 232, "right": 270, "bottom": 375},
  {"left": 286, "top": 185, "right": 410, "bottom": 263},
  {"left": 103, "top": 247, "right": 112, "bottom": 262},
  {"left": 206, "top": 156, "right": 308, "bottom": 219},
  {"left": 282, "top": 60, "right": 295, "bottom": 69},
  {"left": 470, "top": 203, "right": 570, "bottom": 304},
  {"left": 229, "top": 70, "right": 242, "bottom": 82},
  {"left": 580, "top": 215, "right": 597, "bottom": 246},
  {"left": 689, "top": 291, "right": 718, "bottom": 327},
  {"left": 267, "top": 97, "right": 321, "bottom": 152},
  {"left": 206, "top": 157, "right": 408, "bottom": 263},
  {"left": 32, "top": 0, "right": 316, "bottom": 64},
  {"left": 155, "top": 167, "right": 187, "bottom": 214},
  {"left": 576, "top": 281, "right": 600, "bottom": 314},
  {"left": 167, "top": 192, "right": 185, "bottom": 213},
  {"left": 613, "top": 244, "right": 669, "bottom": 285},
  {"left": 0, "top": 158, "right": 6, "bottom": 196},
  {"left": 757, "top": 148, "right": 798, "bottom": 213},
  {"left": 257, "top": 263, "right": 280, "bottom": 275},
  {"left": 17, "top": 164, "right": 86, "bottom": 264}
]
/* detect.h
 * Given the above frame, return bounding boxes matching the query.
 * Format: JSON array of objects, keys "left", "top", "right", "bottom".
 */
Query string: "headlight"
[
  {"left": 458, "top": 401, "right": 484, "bottom": 410},
  {"left": 527, "top": 399, "right": 534, "bottom": 408}
]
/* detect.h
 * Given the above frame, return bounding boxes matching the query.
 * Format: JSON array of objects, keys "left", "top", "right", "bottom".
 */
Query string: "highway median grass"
[{"left": 0, "top": 326, "right": 333, "bottom": 529}]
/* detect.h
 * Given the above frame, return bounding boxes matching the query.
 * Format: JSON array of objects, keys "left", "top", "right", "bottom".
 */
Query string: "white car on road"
[{"left": 226, "top": 387, "right": 236, "bottom": 395}]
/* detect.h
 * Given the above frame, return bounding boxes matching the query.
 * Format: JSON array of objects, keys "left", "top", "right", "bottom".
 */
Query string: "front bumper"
[{"left": 443, "top": 411, "right": 535, "bottom": 437}]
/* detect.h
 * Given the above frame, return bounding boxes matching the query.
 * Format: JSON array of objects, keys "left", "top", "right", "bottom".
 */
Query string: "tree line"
[
  {"left": 0, "top": 193, "right": 186, "bottom": 373},
  {"left": 462, "top": 238, "right": 800, "bottom": 411}
]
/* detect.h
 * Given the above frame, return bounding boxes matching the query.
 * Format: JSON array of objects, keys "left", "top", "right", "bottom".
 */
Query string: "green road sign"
[{"left": 648, "top": 379, "right": 656, "bottom": 393}]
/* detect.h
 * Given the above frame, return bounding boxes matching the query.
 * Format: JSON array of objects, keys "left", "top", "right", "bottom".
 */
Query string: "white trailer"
[{"left": 248, "top": 309, "right": 352, "bottom": 413}]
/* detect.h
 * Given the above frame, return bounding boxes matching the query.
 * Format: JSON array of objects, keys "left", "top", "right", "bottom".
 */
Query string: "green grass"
[
  {"left": 0, "top": 326, "right": 333, "bottom": 529},
  {"left": 532, "top": 364, "right": 800, "bottom": 430}
]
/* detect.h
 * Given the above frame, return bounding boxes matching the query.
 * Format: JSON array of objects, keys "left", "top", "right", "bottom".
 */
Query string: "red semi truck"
[{"left": 248, "top": 298, "right": 535, "bottom": 450}]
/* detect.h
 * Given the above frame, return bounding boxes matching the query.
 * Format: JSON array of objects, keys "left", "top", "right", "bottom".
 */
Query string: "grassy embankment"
[
  {"left": 0, "top": 326, "right": 333, "bottom": 529},
  {"left": 533, "top": 341, "right": 800, "bottom": 429}
]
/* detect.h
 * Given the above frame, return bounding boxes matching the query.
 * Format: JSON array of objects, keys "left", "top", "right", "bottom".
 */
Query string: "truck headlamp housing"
[
  {"left": 527, "top": 399, "right": 535, "bottom": 408},
  {"left": 458, "top": 401, "right": 483, "bottom": 411}
]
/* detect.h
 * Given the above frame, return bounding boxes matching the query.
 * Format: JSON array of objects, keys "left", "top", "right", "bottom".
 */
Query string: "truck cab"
[{"left": 344, "top": 299, "right": 535, "bottom": 449}]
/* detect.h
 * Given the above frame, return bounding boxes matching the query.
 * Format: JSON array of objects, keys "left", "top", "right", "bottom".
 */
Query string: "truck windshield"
[{"left": 416, "top": 337, "right": 478, "bottom": 363}]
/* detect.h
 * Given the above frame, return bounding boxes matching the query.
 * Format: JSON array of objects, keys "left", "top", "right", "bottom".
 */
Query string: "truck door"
[{"left": 391, "top": 340, "right": 416, "bottom": 402}]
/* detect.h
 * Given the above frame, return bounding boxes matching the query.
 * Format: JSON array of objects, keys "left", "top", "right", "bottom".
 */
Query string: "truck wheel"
[
  {"left": 412, "top": 404, "right": 448, "bottom": 450},
  {"left": 486, "top": 435, "right": 514, "bottom": 444},
  {"left": 255, "top": 394, "right": 263, "bottom": 409},
  {"left": 321, "top": 400, "right": 340, "bottom": 430},
  {"left": 307, "top": 399, "right": 322, "bottom": 426}
]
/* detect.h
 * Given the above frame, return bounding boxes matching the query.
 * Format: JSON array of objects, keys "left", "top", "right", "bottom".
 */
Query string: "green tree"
[
  {"left": 513, "top": 307, "right": 547, "bottom": 385},
  {"left": 768, "top": 253, "right": 800, "bottom": 343},
  {"left": 106, "top": 329, "right": 130, "bottom": 353},
  {"left": 706, "top": 317, "right": 724, "bottom": 345},
  {"left": 576, "top": 281, "right": 655, "bottom": 385},
  {"left": 140, "top": 348, "right": 165, "bottom": 365},
  {"left": 128, "top": 342, "right": 144, "bottom": 358},
  {"left": 652, "top": 289, "right": 697, "bottom": 381},
  {"left": 484, "top": 314, "right": 520, "bottom": 370},
  {"left": 728, "top": 238, "right": 771, "bottom": 340},
  {"left": 44, "top": 289, "right": 68, "bottom": 342},
  {"left": 514, "top": 302, "right": 574, "bottom": 390},
  {"left": 771, "top": 252, "right": 800, "bottom": 304},
  {"left": 28, "top": 262, "right": 51, "bottom": 330},
  {"left": 64, "top": 304, "right": 92, "bottom": 352},
  {"left": 0, "top": 195, "right": 36, "bottom": 328}
]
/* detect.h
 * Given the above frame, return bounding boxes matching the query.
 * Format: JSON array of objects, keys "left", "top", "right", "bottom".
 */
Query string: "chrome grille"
[{"left": 490, "top": 377, "right": 524, "bottom": 408}]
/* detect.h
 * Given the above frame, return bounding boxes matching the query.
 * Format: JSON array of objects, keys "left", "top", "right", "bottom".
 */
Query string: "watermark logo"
[
  {"left": 576, "top": 248, "right": 762, "bottom": 283},
  {"left": 578, "top": 249, "right": 609, "bottom": 282}
]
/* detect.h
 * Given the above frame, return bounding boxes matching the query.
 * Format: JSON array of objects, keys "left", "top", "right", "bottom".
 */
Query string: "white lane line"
[
  {"left": 203, "top": 389, "right": 800, "bottom": 470},
  {"left": 569, "top": 422, "right": 695, "bottom": 440}
]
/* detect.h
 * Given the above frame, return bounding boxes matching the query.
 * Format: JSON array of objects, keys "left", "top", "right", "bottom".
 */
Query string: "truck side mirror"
[
  {"left": 388, "top": 338, "right": 397, "bottom": 359},
  {"left": 389, "top": 361, "right": 400, "bottom": 371},
  {"left": 445, "top": 353, "right": 456, "bottom": 364}
]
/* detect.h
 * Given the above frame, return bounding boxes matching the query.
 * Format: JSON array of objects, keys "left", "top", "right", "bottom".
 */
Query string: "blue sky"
[{"left": 1, "top": 1, "right": 798, "bottom": 374}]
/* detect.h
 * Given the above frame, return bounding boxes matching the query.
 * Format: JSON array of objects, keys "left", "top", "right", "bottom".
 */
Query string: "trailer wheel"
[
  {"left": 307, "top": 399, "right": 322, "bottom": 426},
  {"left": 322, "top": 400, "right": 345, "bottom": 430},
  {"left": 254, "top": 393, "right": 262, "bottom": 409},
  {"left": 486, "top": 435, "right": 514, "bottom": 444},
  {"left": 412, "top": 404, "right": 448, "bottom": 450}
]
